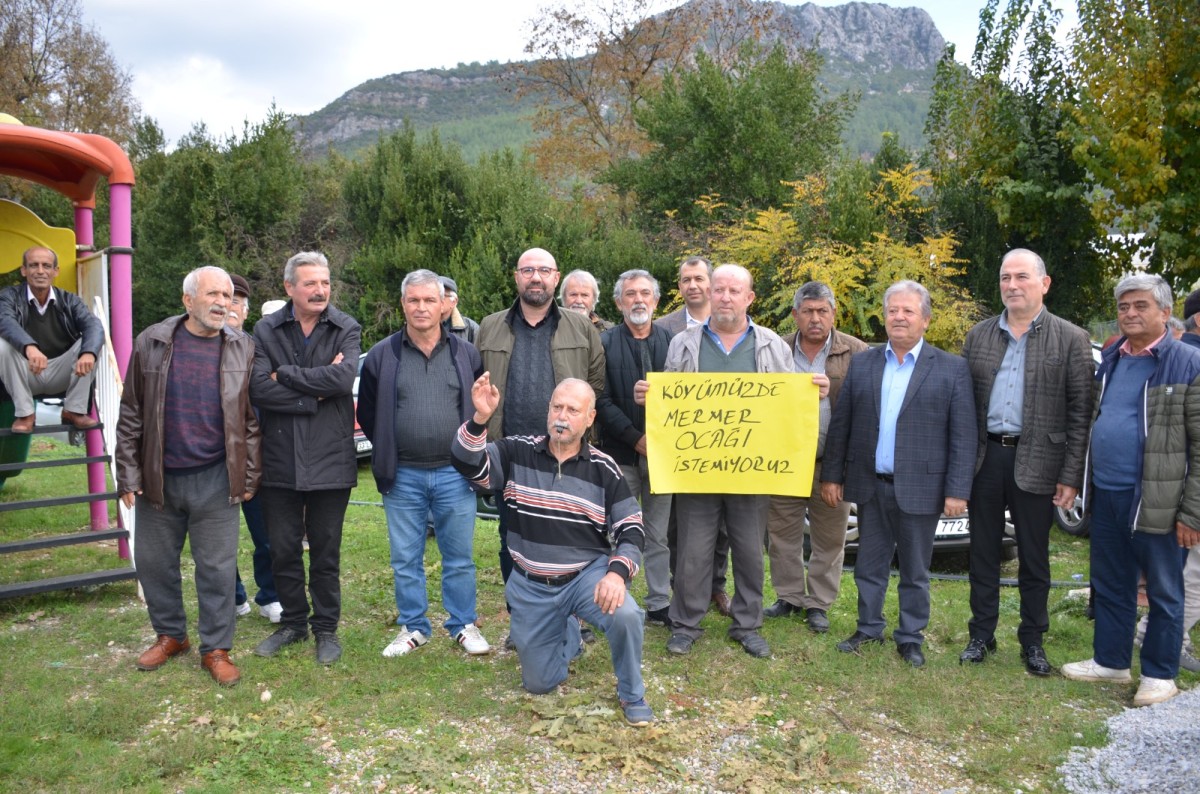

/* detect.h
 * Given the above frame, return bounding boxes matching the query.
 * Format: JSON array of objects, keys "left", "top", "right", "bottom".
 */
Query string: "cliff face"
[
  {"left": 771, "top": 2, "right": 945, "bottom": 71},
  {"left": 293, "top": 2, "right": 948, "bottom": 158}
]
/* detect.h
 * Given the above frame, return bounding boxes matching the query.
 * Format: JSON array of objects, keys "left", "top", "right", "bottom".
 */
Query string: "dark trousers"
[
  {"left": 968, "top": 440, "right": 1054, "bottom": 646},
  {"left": 260, "top": 486, "right": 350, "bottom": 635},
  {"left": 668, "top": 495, "right": 729, "bottom": 593},
  {"left": 854, "top": 479, "right": 938, "bottom": 646},
  {"left": 234, "top": 492, "right": 277, "bottom": 606}
]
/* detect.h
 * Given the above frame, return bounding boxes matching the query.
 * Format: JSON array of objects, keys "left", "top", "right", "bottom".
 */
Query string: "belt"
[
  {"left": 514, "top": 566, "right": 581, "bottom": 587},
  {"left": 875, "top": 473, "right": 895, "bottom": 483},
  {"left": 987, "top": 433, "right": 1020, "bottom": 447}
]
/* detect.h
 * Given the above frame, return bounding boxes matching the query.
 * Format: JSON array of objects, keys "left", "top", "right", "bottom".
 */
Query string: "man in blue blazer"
[{"left": 821, "top": 280, "right": 976, "bottom": 667}]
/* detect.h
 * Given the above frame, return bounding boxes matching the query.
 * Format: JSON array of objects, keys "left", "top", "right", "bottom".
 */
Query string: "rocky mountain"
[{"left": 294, "top": 1, "right": 948, "bottom": 159}]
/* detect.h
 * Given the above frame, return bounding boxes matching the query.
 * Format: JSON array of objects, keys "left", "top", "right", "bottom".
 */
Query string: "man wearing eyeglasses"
[
  {"left": 0, "top": 247, "right": 104, "bottom": 433},
  {"left": 476, "top": 248, "right": 606, "bottom": 635}
]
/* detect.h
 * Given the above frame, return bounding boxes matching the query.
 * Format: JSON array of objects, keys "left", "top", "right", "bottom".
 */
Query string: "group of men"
[
  {"left": 113, "top": 252, "right": 361, "bottom": 687},
  {"left": 5, "top": 239, "right": 1198, "bottom": 714}
]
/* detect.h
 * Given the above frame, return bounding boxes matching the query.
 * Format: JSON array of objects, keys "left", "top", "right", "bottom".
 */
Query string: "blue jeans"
[
  {"left": 506, "top": 556, "right": 645, "bottom": 703},
  {"left": 383, "top": 465, "right": 478, "bottom": 637},
  {"left": 234, "top": 493, "right": 277, "bottom": 606},
  {"left": 1091, "top": 487, "right": 1184, "bottom": 679}
]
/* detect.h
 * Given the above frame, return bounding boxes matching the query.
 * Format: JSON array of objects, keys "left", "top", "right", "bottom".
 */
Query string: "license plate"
[
  {"left": 356, "top": 439, "right": 372, "bottom": 453},
  {"left": 937, "top": 517, "right": 969, "bottom": 536}
]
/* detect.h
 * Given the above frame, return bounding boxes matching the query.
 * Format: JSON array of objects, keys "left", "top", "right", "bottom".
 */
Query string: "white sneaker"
[
  {"left": 235, "top": 601, "right": 252, "bottom": 617},
  {"left": 258, "top": 601, "right": 283, "bottom": 623},
  {"left": 382, "top": 628, "right": 428, "bottom": 658},
  {"left": 454, "top": 624, "right": 490, "bottom": 655},
  {"left": 1133, "top": 675, "right": 1179, "bottom": 706},
  {"left": 1061, "top": 658, "right": 1133, "bottom": 683}
]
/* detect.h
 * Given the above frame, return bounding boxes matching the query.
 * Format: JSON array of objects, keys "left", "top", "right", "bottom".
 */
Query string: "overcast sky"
[{"left": 82, "top": 0, "right": 1078, "bottom": 147}]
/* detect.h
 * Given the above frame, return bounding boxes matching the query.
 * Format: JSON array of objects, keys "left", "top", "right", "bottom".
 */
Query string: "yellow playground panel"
[{"left": 0, "top": 198, "right": 77, "bottom": 286}]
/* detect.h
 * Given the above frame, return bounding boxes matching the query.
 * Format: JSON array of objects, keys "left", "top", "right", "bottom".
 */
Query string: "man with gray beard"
[{"left": 596, "top": 269, "right": 674, "bottom": 626}]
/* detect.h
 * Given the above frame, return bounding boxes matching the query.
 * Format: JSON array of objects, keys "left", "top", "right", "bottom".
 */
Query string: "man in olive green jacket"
[{"left": 475, "top": 247, "right": 605, "bottom": 593}]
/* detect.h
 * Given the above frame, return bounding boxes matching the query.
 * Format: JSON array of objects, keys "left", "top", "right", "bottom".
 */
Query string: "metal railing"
[{"left": 92, "top": 295, "right": 134, "bottom": 562}]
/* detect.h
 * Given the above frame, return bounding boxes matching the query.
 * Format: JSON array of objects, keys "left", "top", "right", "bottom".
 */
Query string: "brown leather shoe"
[
  {"left": 136, "top": 635, "right": 191, "bottom": 670},
  {"left": 201, "top": 650, "right": 241, "bottom": 687},
  {"left": 10, "top": 414, "right": 34, "bottom": 433},
  {"left": 710, "top": 591, "right": 733, "bottom": 618},
  {"left": 60, "top": 409, "right": 100, "bottom": 430}
]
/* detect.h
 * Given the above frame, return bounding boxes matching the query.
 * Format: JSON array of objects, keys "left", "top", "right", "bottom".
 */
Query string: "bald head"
[
  {"left": 546, "top": 378, "right": 597, "bottom": 449},
  {"left": 514, "top": 248, "right": 560, "bottom": 310},
  {"left": 709, "top": 264, "right": 755, "bottom": 333}
]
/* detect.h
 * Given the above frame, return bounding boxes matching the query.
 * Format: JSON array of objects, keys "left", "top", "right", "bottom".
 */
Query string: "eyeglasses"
[{"left": 517, "top": 267, "right": 556, "bottom": 278}]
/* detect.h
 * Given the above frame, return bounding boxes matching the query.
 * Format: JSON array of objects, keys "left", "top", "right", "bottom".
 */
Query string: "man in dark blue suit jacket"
[{"left": 821, "top": 280, "right": 976, "bottom": 667}]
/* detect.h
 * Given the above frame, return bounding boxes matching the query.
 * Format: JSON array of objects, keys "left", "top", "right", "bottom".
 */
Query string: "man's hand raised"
[{"left": 472, "top": 372, "right": 500, "bottom": 425}]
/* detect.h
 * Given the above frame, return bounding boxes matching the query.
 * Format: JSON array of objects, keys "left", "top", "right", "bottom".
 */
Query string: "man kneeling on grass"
[{"left": 451, "top": 375, "right": 654, "bottom": 726}]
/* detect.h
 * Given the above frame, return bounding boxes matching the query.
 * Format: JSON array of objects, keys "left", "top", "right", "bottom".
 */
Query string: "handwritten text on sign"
[{"left": 646, "top": 372, "right": 818, "bottom": 496}]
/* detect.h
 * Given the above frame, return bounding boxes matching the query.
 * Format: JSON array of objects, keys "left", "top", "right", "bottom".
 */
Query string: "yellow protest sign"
[{"left": 646, "top": 372, "right": 818, "bottom": 496}]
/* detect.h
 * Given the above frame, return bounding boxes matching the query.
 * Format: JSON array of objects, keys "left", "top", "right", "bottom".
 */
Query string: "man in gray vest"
[{"left": 647, "top": 264, "right": 797, "bottom": 658}]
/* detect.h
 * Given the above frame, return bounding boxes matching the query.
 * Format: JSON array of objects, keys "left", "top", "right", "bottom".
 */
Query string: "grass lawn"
[{"left": 1, "top": 439, "right": 1182, "bottom": 792}]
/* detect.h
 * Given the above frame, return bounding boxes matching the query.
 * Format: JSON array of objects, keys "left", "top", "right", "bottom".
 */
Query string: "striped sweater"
[{"left": 451, "top": 419, "right": 644, "bottom": 581}]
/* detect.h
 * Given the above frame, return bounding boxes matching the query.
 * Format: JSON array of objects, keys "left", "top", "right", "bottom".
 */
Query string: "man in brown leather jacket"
[{"left": 116, "top": 266, "right": 261, "bottom": 687}]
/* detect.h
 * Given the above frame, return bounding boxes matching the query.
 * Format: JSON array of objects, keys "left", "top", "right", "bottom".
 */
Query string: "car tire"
[{"left": 1055, "top": 497, "right": 1090, "bottom": 537}]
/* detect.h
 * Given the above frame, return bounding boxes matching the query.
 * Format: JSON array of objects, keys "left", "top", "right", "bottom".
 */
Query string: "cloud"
[
  {"left": 84, "top": 0, "right": 536, "bottom": 143},
  {"left": 80, "top": 0, "right": 1079, "bottom": 147}
]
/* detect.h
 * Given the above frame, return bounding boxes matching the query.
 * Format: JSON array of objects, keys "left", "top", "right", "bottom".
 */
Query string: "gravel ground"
[{"left": 1059, "top": 686, "right": 1200, "bottom": 793}]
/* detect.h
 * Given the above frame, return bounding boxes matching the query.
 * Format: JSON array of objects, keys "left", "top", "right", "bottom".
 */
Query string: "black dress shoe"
[
  {"left": 315, "top": 632, "right": 342, "bottom": 665},
  {"left": 667, "top": 633, "right": 695, "bottom": 655},
  {"left": 644, "top": 607, "right": 671, "bottom": 627},
  {"left": 959, "top": 637, "right": 997, "bottom": 664},
  {"left": 764, "top": 599, "right": 803, "bottom": 618},
  {"left": 836, "top": 630, "right": 884, "bottom": 653},
  {"left": 897, "top": 642, "right": 925, "bottom": 668},
  {"left": 254, "top": 625, "right": 309, "bottom": 657},
  {"left": 1021, "top": 644, "right": 1052, "bottom": 676},
  {"left": 737, "top": 632, "right": 771, "bottom": 658},
  {"left": 806, "top": 608, "right": 830, "bottom": 633}
]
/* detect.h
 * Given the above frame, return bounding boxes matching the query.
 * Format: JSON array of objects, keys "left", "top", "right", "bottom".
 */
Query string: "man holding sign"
[
  {"left": 641, "top": 264, "right": 803, "bottom": 658},
  {"left": 821, "top": 280, "right": 975, "bottom": 668}
]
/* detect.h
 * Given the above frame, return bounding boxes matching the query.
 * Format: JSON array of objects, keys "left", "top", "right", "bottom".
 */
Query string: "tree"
[
  {"left": 515, "top": 0, "right": 774, "bottom": 187},
  {"left": 132, "top": 111, "right": 343, "bottom": 333},
  {"left": 706, "top": 167, "right": 979, "bottom": 348},
  {"left": 1069, "top": 0, "right": 1200, "bottom": 287},
  {"left": 341, "top": 126, "right": 668, "bottom": 343},
  {"left": 607, "top": 42, "right": 854, "bottom": 227},
  {"left": 0, "top": 0, "right": 139, "bottom": 141},
  {"left": 923, "top": 0, "right": 1110, "bottom": 326}
]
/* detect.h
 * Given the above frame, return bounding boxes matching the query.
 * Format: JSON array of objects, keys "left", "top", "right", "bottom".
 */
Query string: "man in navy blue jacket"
[{"left": 358, "top": 269, "right": 489, "bottom": 658}]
